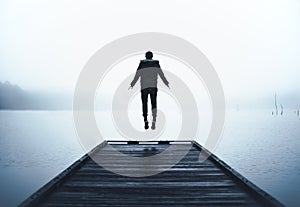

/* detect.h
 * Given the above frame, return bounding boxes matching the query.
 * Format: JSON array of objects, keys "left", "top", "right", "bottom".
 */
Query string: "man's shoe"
[
  {"left": 151, "top": 122, "right": 156, "bottom": 130},
  {"left": 144, "top": 121, "right": 149, "bottom": 130}
]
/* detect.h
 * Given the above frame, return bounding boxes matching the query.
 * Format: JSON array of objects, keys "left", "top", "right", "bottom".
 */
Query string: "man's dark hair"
[{"left": 145, "top": 51, "right": 153, "bottom": 59}]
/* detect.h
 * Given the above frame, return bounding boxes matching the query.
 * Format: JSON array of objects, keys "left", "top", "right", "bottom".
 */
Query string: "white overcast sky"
[{"left": 0, "top": 0, "right": 300, "bottom": 105}]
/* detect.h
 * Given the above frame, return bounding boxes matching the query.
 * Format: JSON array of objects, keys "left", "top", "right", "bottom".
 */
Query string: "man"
[{"left": 129, "top": 51, "right": 169, "bottom": 130}]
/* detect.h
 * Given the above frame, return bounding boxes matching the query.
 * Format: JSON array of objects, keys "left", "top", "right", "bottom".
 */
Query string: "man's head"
[{"left": 145, "top": 51, "right": 153, "bottom": 59}]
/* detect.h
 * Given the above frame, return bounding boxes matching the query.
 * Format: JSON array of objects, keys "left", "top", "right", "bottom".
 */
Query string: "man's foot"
[
  {"left": 144, "top": 121, "right": 149, "bottom": 130},
  {"left": 151, "top": 122, "right": 156, "bottom": 130}
]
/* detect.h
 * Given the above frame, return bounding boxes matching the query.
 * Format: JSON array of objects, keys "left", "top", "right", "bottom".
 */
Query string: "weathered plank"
[{"left": 19, "top": 141, "right": 284, "bottom": 207}]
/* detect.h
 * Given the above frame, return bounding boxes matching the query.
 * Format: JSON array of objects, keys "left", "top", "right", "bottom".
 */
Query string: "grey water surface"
[{"left": 0, "top": 110, "right": 299, "bottom": 206}]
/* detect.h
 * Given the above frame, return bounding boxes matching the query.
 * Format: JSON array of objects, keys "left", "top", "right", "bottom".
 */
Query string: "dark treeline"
[{"left": 0, "top": 81, "right": 72, "bottom": 110}]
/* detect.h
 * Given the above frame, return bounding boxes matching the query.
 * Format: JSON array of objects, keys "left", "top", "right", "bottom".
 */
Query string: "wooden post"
[{"left": 274, "top": 92, "right": 278, "bottom": 116}]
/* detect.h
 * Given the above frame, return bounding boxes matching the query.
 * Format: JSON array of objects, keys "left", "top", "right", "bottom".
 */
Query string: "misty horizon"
[
  {"left": 0, "top": 80, "right": 299, "bottom": 111},
  {"left": 1, "top": 1, "right": 300, "bottom": 112}
]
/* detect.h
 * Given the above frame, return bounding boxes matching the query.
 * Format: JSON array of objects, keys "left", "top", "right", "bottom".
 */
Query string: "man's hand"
[{"left": 128, "top": 85, "right": 133, "bottom": 90}]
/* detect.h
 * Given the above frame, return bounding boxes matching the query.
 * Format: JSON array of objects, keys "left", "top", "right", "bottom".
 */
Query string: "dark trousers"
[{"left": 141, "top": 87, "right": 157, "bottom": 122}]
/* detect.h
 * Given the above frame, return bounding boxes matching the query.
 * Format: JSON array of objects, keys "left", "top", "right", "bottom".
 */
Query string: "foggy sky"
[{"left": 0, "top": 0, "right": 300, "bottom": 108}]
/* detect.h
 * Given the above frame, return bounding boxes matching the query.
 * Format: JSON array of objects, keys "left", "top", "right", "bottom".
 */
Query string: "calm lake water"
[{"left": 0, "top": 110, "right": 299, "bottom": 206}]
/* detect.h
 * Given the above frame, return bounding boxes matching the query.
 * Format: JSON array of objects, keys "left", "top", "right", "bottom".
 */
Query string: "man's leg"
[
  {"left": 150, "top": 88, "right": 158, "bottom": 129},
  {"left": 141, "top": 89, "right": 149, "bottom": 129}
]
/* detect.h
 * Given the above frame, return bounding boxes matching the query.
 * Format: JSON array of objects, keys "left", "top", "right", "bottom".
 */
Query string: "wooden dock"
[{"left": 20, "top": 141, "right": 284, "bottom": 207}]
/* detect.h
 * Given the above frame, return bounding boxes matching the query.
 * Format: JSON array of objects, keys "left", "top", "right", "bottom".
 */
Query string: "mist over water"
[{"left": 1, "top": 1, "right": 300, "bottom": 206}]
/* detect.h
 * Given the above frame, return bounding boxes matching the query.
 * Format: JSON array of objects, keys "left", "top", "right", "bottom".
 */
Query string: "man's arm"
[
  {"left": 130, "top": 62, "right": 142, "bottom": 87},
  {"left": 157, "top": 62, "right": 169, "bottom": 87}
]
